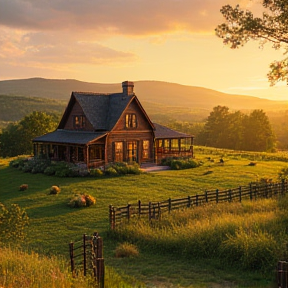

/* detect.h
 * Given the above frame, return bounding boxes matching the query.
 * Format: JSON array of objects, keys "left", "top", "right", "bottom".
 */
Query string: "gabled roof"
[
  {"left": 33, "top": 129, "right": 107, "bottom": 145},
  {"left": 58, "top": 92, "right": 153, "bottom": 131},
  {"left": 153, "top": 123, "right": 193, "bottom": 139}
]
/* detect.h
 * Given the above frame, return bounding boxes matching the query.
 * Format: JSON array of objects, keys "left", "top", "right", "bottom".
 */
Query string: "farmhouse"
[{"left": 33, "top": 81, "right": 194, "bottom": 168}]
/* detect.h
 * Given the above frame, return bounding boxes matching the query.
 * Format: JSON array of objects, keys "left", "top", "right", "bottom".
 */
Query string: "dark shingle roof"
[
  {"left": 33, "top": 129, "right": 107, "bottom": 145},
  {"left": 72, "top": 92, "right": 133, "bottom": 130},
  {"left": 153, "top": 123, "right": 193, "bottom": 139}
]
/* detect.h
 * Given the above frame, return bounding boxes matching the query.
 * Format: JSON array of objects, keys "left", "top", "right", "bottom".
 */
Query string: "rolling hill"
[
  {"left": 0, "top": 78, "right": 287, "bottom": 128},
  {"left": 0, "top": 77, "right": 287, "bottom": 111}
]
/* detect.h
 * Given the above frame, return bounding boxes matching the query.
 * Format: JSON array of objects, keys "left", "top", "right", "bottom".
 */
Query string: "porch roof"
[
  {"left": 153, "top": 123, "right": 193, "bottom": 139},
  {"left": 33, "top": 129, "right": 107, "bottom": 145}
]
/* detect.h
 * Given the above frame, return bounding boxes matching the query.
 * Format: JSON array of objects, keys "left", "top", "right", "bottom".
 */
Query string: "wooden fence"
[
  {"left": 277, "top": 261, "right": 288, "bottom": 288},
  {"left": 109, "top": 180, "right": 288, "bottom": 229},
  {"left": 69, "top": 232, "right": 104, "bottom": 287}
]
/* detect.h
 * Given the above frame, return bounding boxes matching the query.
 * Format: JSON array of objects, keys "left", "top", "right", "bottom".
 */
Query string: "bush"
[
  {"left": 105, "top": 166, "right": 118, "bottom": 176},
  {"left": 279, "top": 167, "right": 288, "bottom": 180},
  {"left": 0, "top": 203, "right": 29, "bottom": 243},
  {"left": 9, "top": 157, "right": 28, "bottom": 169},
  {"left": 68, "top": 194, "right": 96, "bottom": 208},
  {"left": 104, "top": 162, "right": 141, "bottom": 176},
  {"left": 21, "top": 159, "right": 50, "bottom": 174},
  {"left": 165, "top": 158, "right": 200, "bottom": 170},
  {"left": 90, "top": 168, "right": 104, "bottom": 177},
  {"left": 49, "top": 185, "right": 61, "bottom": 195},
  {"left": 115, "top": 242, "right": 139, "bottom": 258}
]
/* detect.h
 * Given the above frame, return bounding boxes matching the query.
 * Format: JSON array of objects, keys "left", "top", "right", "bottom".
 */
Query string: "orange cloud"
[{"left": 0, "top": 0, "right": 260, "bottom": 36}]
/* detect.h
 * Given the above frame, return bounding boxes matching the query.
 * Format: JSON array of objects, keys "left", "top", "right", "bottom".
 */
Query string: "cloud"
[
  {"left": 0, "top": 0, "right": 260, "bottom": 36},
  {"left": 0, "top": 27, "right": 137, "bottom": 68}
]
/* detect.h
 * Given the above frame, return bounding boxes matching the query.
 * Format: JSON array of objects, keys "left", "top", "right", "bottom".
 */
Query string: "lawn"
[{"left": 1, "top": 148, "right": 288, "bottom": 287}]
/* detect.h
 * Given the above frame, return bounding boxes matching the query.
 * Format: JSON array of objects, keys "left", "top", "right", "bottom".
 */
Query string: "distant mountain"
[{"left": 0, "top": 78, "right": 286, "bottom": 112}]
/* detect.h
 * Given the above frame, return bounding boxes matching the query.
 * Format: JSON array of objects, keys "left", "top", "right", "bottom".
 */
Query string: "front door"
[{"left": 127, "top": 141, "right": 138, "bottom": 162}]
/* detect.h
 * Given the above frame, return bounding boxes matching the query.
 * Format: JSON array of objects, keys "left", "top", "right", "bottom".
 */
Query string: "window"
[
  {"left": 90, "top": 145, "right": 104, "bottom": 160},
  {"left": 142, "top": 140, "right": 150, "bottom": 159},
  {"left": 127, "top": 141, "right": 137, "bottom": 162},
  {"left": 125, "top": 114, "right": 137, "bottom": 128},
  {"left": 74, "top": 115, "right": 86, "bottom": 129},
  {"left": 114, "top": 142, "right": 123, "bottom": 162}
]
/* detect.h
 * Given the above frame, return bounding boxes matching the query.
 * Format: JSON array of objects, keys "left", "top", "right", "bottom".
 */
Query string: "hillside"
[{"left": 0, "top": 78, "right": 287, "bottom": 111}]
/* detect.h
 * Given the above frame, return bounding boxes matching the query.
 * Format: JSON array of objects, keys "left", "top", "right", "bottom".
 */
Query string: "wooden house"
[{"left": 33, "top": 81, "right": 194, "bottom": 168}]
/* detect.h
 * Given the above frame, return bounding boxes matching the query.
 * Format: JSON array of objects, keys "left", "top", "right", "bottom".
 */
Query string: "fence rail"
[
  {"left": 109, "top": 180, "right": 288, "bottom": 229},
  {"left": 69, "top": 232, "right": 104, "bottom": 288}
]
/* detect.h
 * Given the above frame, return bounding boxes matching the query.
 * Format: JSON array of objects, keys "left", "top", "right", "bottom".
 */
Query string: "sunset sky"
[{"left": 1, "top": 0, "right": 287, "bottom": 100}]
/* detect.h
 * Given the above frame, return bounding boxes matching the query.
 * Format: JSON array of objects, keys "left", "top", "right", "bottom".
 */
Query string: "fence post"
[
  {"left": 277, "top": 261, "right": 288, "bottom": 288},
  {"left": 148, "top": 202, "right": 152, "bottom": 221},
  {"left": 249, "top": 183, "right": 253, "bottom": 201},
  {"left": 69, "top": 241, "right": 75, "bottom": 277},
  {"left": 239, "top": 186, "right": 242, "bottom": 203},
  {"left": 205, "top": 191, "right": 208, "bottom": 203},
  {"left": 83, "top": 234, "right": 87, "bottom": 276},
  {"left": 216, "top": 189, "right": 219, "bottom": 204},
  {"left": 195, "top": 194, "right": 199, "bottom": 206},
  {"left": 229, "top": 189, "right": 232, "bottom": 202},
  {"left": 96, "top": 237, "right": 105, "bottom": 288},
  {"left": 187, "top": 196, "right": 191, "bottom": 208},
  {"left": 168, "top": 198, "right": 172, "bottom": 212},
  {"left": 109, "top": 205, "right": 115, "bottom": 230},
  {"left": 157, "top": 202, "right": 161, "bottom": 219},
  {"left": 138, "top": 200, "right": 141, "bottom": 217},
  {"left": 127, "top": 204, "right": 131, "bottom": 222},
  {"left": 282, "top": 179, "right": 286, "bottom": 195}
]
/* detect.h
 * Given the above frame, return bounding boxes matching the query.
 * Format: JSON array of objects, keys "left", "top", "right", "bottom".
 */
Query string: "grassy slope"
[{"left": 1, "top": 149, "right": 288, "bottom": 287}]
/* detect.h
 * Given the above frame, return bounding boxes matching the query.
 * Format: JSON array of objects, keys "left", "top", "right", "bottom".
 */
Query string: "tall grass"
[
  {"left": 0, "top": 246, "right": 145, "bottom": 288},
  {"left": 113, "top": 196, "right": 288, "bottom": 273}
]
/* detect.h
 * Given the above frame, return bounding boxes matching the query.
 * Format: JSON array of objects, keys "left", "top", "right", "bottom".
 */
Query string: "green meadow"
[{"left": 1, "top": 146, "right": 288, "bottom": 287}]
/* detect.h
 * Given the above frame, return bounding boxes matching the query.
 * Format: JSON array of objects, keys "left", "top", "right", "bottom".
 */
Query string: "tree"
[
  {"left": 200, "top": 106, "right": 230, "bottom": 147},
  {"left": 199, "top": 106, "right": 276, "bottom": 152},
  {"left": 242, "top": 110, "right": 276, "bottom": 152},
  {"left": 215, "top": 0, "right": 288, "bottom": 85},
  {"left": 0, "top": 112, "right": 58, "bottom": 157}
]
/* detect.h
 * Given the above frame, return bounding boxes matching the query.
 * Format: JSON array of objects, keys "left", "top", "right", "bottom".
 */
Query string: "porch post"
[{"left": 86, "top": 145, "right": 89, "bottom": 169}]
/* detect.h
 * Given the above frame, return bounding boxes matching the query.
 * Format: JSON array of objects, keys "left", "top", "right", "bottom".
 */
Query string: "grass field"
[{"left": 1, "top": 147, "right": 288, "bottom": 287}]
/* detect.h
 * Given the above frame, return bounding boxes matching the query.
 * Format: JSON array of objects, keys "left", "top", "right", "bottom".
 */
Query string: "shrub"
[
  {"left": 68, "top": 194, "right": 96, "bottom": 208},
  {"left": 279, "top": 167, "right": 288, "bottom": 180},
  {"left": 9, "top": 157, "right": 28, "bottom": 169},
  {"left": 44, "top": 165, "right": 57, "bottom": 176},
  {"left": 19, "top": 184, "right": 28, "bottom": 191},
  {"left": 115, "top": 242, "right": 139, "bottom": 258},
  {"left": 0, "top": 203, "right": 29, "bottom": 243},
  {"left": 49, "top": 185, "right": 61, "bottom": 195},
  {"left": 104, "top": 162, "right": 141, "bottom": 176},
  {"left": 105, "top": 166, "right": 118, "bottom": 176},
  {"left": 169, "top": 158, "right": 200, "bottom": 170},
  {"left": 90, "top": 168, "right": 104, "bottom": 177}
]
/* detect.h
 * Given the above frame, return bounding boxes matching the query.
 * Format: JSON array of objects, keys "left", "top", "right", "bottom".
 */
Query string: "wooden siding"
[
  {"left": 112, "top": 99, "right": 153, "bottom": 132},
  {"left": 64, "top": 101, "right": 94, "bottom": 131},
  {"left": 106, "top": 131, "right": 154, "bottom": 164}
]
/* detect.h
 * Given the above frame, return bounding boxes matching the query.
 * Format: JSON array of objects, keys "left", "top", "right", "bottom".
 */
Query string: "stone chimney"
[{"left": 122, "top": 81, "right": 134, "bottom": 96}]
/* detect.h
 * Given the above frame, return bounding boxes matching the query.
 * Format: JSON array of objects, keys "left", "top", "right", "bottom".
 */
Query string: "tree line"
[
  {"left": 0, "top": 107, "right": 281, "bottom": 158},
  {"left": 168, "top": 106, "right": 277, "bottom": 152},
  {"left": 0, "top": 111, "right": 59, "bottom": 157}
]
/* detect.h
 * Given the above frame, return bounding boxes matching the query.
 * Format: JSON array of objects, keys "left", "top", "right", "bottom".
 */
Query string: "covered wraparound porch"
[
  {"left": 153, "top": 123, "right": 194, "bottom": 164},
  {"left": 33, "top": 130, "right": 107, "bottom": 169}
]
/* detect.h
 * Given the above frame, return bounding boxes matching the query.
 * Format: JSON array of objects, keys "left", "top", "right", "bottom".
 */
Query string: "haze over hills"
[{"left": 0, "top": 77, "right": 287, "bottom": 112}]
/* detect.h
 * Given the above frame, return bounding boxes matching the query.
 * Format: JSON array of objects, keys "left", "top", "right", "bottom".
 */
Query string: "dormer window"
[
  {"left": 74, "top": 115, "right": 86, "bottom": 129},
  {"left": 125, "top": 114, "right": 137, "bottom": 128}
]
